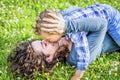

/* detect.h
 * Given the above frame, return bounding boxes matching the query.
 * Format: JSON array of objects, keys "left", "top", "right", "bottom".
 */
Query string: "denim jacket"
[{"left": 59, "top": 4, "right": 120, "bottom": 47}]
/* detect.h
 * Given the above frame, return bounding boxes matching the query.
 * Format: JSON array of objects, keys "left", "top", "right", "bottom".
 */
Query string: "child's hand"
[
  {"left": 71, "top": 70, "right": 84, "bottom": 80},
  {"left": 71, "top": 75, "right": 80, "bottom": 80},
  {"left": 40, "top": 12, "right": 65, "bottom": 34}
]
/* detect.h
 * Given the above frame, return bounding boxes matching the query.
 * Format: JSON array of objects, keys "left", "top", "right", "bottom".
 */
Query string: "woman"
[
  {"left": 7, "top": 40, "right": 69, "bottom": 77},
  {"left": 8, "top": 34, "right": 120, "bottom": 79}
]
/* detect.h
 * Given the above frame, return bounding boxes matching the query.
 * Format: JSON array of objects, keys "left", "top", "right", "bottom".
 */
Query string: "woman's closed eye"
[
  {"left": 43, "top": 53, "right": 50, "bottom": 59},
  {"left": 45, "top": 55, "right": 50, "bottom": 58}
]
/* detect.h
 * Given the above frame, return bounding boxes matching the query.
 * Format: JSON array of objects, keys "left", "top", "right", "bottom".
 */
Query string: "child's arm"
[
  {"left": 59, "top": 6, "right": 80, "bottom": 16},
  {"left": 66, "top": 32, "right": 89, "bottom": 79},
  {"left": 40, "top": 16, "right": 107, "bottom": 34}
]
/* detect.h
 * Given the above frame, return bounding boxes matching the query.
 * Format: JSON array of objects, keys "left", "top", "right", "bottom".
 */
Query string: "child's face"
[{"left": 39, "top": 31, "right": 62, "bottom": 42}]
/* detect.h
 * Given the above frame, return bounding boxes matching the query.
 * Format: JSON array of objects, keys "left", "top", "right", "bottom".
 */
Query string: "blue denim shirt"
[
  {"left": 59, "top": 4, "right": 120, "bottom": 70},
  {"left": 59, "top": 4, "right": 120, "bottom": 47}
]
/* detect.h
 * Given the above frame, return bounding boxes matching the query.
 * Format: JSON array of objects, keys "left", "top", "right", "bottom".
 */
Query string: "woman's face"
[{"left": 31, "top": 40, "right": 59, "bottom": 63}]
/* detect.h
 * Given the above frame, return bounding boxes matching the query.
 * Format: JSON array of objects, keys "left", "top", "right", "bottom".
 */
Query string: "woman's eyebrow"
[
  {"left": 29, "top": 42, "right": 35, "bottom": 53},
  {"left": 40, "top": 41, "right": 46, "bottom": 49}
]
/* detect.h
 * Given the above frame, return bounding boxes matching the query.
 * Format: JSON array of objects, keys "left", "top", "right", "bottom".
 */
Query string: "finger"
[
  {"left": 48, "top": 13, "right": 65, "bottom": 22},
  {"left": 46, "top": 9, "right": 55, "bottom": 13},
  {"left": 40, "top": 23, "right": 57, "bottom": 28},
  {"left": 47, "top": 13, "right": 60, "bottom": 20},
  {"left": 42, "top": 18, "right": 58, "bottom": 24},
  {"left": 41, "top": 27, "right": 57, "bottom": 32},
  {"left": 41, "top": 28, "right": 63, "bottom": 34}
]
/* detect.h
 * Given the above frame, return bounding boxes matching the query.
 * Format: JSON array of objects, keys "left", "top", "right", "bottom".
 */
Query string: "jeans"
[
  {"left": 68, "top": 34, "right": 120, "bottom": 66},
  {"left": 66, "top": 18, "right": 120, "bottom": 66},
  {"left": 102, "top": 4, "right": 120, "bottom": 47},
  {"left": 101, "top": 34, "right": 120, "bottom": 54}
]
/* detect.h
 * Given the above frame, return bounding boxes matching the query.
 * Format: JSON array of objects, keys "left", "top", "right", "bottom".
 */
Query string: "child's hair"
[
  {"left": 33, "top": 9, "right": 59, "bottom": 35},
  {"left": 7, "top": 40, "right": 69, "bottom": 77}
]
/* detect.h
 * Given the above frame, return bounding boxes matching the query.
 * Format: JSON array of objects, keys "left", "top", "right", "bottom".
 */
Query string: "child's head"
[
  {"left": 33, "top": 9, "right": 63, "bottom": 42},
  {"left": 7, "top": 40, "right": 69, "bottom": 77}
]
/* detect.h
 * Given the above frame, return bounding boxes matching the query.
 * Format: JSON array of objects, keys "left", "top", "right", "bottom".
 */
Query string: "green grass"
[{"left": 0, "top": 0, "right": 120, "bottom": 80}]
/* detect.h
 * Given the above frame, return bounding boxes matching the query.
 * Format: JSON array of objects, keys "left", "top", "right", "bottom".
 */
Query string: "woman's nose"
[{"left": 46, "top": 58, "right": 53, "bottom": 63}]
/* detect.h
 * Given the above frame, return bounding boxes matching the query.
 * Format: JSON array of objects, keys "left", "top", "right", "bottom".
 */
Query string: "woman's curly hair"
[{"left": 7, "top": 41, "right": 69, "bottom": 77}]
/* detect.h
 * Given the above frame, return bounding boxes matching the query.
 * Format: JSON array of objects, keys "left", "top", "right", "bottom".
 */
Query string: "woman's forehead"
[
  {"left": 31, "top": 40, "right": 42, "bottom": 52},
  {"left": 32, "top": 40, "right": 42, "bottom": 44}
]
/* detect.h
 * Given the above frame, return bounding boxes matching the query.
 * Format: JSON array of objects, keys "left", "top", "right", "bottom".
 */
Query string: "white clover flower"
[
  {"left": 100, "top": 57, "right": 103, "bottom": 61},
  {"left": 11, "top": 33, "right": 16, "bottom": 38},
  {"left": 113, "top": 67, "right": 118, "bottom": 71},
  {"left": 27, "top": 37, "right": 33, "bottom": 41},
  {"left": 2, "top": 11, "right": 5, "bottom": 14},
  {"left": 9, "top": 11, "right": 12, "bottom": 14},
  {"left": 24, "top": 16, "right": 28, "bottom": 19},
  {"left": 0, "top": 70, "right": 2, "bottom": 75},
  {"left": 109, "top": 70, "right": 112, "bottom": 75},
  {"left": 61, "top": 66, "right": 64, "bottom": 70},
  {"left": 17, "top": 77, "right": 21, "bottom": 80},
  {"left": 15, "top": 19, "right": 19, "bottom": 23},
  {"left": 112, "top": 61, "right": 119, "bottom": 66},
  {"left": 6, "top": 20, "right": 10, "bottom": 25},
  {"left": 97, "top": 75, "right": 100, "bottom": 78},
  {"left": 9, "top": 20, "right": 13, "bottom": 23},
  {"left": 30, "top": 30, "right": 33, "bottom": 34},
  {"left": 17, "top": 7, "right": 23, "bottom": 13},
  {"left": 12, "top": 0, "right": 14, "bottom": 2},
  {"left": 0, "top": 1, "right": 3, "bottom": 4},
  {"left": 71, "top": 66, "right": 76, "bottom": 68},
  {"left": 5, "top": 43, "right": 8, "bottom": 46},
  {"left": 9, "top": 5, "right": 14, "bottom": 8},
  {"left": 42, "top": 4, "right": 48, "bottom": 8},
  {"left": 85, "top": 77, "right": 88, "bottom": 80},
  {"left": 2, "top": 4, "right": 6, "bottom": 9},
  {"left": 100, "top": 71, "right": 103, "bottom": 73},
  {"left": 12, "top": 28, "right": 17, "bottom": 31},
  {"left": 23, "top": 28, "right": 26, "bottom": 31},
  {"left": 65, "top": 2, "right": 73, "bottom": 7}
]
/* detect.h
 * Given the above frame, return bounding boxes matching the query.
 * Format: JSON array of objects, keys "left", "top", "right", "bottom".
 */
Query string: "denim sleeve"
[
  {"left": 65, "top": 17, "right": 107, "bottom": 33},
  {"left": 66, "top": 32, "right": 89, "bottom": 71},
  {"left": 74, "top": 32, "right": 90, "bottom": 71},
  {"left": 59, "top": 6, "right": 80, "bottom": 16}
]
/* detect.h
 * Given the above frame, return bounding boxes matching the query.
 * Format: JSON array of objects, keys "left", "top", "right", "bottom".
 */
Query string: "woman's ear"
[{"left": 57, "top": 46, "right": 66, "bottom": 53}]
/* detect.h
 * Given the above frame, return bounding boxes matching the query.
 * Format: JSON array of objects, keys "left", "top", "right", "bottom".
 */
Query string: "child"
[{"left": 39, "top": 4, "right": 120, "bottom": 46}]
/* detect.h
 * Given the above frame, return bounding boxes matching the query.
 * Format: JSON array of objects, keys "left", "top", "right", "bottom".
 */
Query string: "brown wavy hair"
[{"left": 7, "top": 41, "right": 69, "bottom": 77}]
